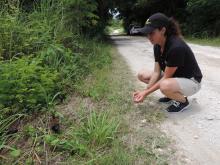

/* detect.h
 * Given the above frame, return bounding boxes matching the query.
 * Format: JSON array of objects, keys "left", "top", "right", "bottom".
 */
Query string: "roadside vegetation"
[
  {"left": 185, "top": 37, "right": 220, "bottom": 47},
  {"left": 106, "top": 19, "right": 125, "bottom": 35},
  {"left": 2, "top": 0, "right": 218, "bottom": 164},
  {"left": 0, "top": 0, "right": 171, "bottom": 164}
]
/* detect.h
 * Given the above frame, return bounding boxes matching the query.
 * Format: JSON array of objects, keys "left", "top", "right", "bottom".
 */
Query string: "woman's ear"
[{"left": 161, "top": 27, "right": 166, "bottom": 35}]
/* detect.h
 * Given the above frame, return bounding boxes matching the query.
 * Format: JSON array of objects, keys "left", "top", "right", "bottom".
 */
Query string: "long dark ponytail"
[{"left": 165, "top": 17, "right": 182, "bottom": 37}]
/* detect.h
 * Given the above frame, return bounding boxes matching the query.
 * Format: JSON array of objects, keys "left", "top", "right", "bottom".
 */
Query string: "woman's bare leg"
[{"left": 160, "top": 78, "right": 186, "bottom": 103}]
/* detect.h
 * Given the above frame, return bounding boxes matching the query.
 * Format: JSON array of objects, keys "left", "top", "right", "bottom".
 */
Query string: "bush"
[
  {"left": 0, "top": 0, "right": 112, "bottom": 117},
  {"left": 0, "top": 0, "right": 67, "bottom": 60},
  {"left": 186, "top": 0, "right": 220, "bottom": 37},
  {"left": 0, "top": 57, "right": 59, "bottom": 115}
]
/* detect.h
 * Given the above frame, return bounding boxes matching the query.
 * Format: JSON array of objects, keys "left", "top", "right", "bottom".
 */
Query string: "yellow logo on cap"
[{"left": 145, "top": 19, "right": 151, "bottom": 25}]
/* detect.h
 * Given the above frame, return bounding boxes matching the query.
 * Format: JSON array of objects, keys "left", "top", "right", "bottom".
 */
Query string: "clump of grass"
[{"left": 79, "top": 111, "right": 119, "bottom": 147}]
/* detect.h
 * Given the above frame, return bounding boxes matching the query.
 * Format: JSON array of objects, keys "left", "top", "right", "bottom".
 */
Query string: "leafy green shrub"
[
  {"left": 38, "top": 43, "right": 89, "bottom": 95},
  {"left": 64, "top": 0, "right": 99, "bottom": 36},
  {"left": 186, "top": 0, "right": 220, "bottom": 37},
  {"left": 0, "top": 12, "right": 52, "bottom": 60},
  {"left": 0, "top": 0, "right": 112, "bottom": 119},
  {"left": 39, "top": 44, "right": 78, "bottom": 80},
  {"left": 0, "top": 57, "right": 59, "bottom": 114},
  {"left": 39, "top": 39, "right": 111, "bottom": 92},
  {"left": 0, "top": 0, "right": 66, "bottom": 60}
]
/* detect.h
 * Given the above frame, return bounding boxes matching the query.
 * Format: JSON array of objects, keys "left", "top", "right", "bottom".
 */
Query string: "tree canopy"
[
  {"left": 1, "top": 0, "right": 220, "bottom": 37},
  {"left": 113, "top": 0, "right": 220, "bottom": 37}
]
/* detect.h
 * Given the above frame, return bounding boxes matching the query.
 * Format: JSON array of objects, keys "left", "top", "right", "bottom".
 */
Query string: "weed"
[
  {"left": 79, "top": 111, "right": 119, "bottom": 147},
  {"left": 23, "top": 125, "right": 36, "bottom": 137}
]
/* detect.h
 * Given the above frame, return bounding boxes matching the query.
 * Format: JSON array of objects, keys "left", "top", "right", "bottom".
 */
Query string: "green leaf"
[
  {"left": 10, "top": 149, "right": 21, "bottom": 157},
  {"left": 51, "top": 139, "right": 60, "bottom": 146}
]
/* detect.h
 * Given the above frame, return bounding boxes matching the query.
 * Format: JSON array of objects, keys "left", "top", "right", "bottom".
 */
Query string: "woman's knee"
[
  {"left": 137, "top": 69, "right": 151, "bottom": 82},
  {"left": 160, "top": 79, "right": 175, "bottom": 93},
  {"left": 137, "top": 71, "right": 144, "bottom": 81}
]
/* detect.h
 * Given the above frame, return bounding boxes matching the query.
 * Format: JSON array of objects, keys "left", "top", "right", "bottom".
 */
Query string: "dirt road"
[{"left": 112, "top": 35, "right": 220, "bottom": 165}]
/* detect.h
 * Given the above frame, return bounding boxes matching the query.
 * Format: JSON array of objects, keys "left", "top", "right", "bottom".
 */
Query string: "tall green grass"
[{"left": 80, "top": 111, "right": 119, "bottom": 147}]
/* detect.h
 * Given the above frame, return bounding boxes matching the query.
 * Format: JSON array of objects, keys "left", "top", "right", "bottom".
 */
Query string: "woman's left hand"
[{"left": 133, "top": 91, "right": 147, "bottom": 103}]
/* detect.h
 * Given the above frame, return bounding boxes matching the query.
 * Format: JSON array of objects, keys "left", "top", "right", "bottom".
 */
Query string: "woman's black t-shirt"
[{"left": 153, "top": 35, "right": 203, "bottom": 83}]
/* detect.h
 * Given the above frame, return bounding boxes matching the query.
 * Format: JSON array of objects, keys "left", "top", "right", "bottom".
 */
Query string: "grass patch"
[
  {"left": 75, "top": 45, "right": 171, "bottom": 164},
  {"left": 185, "top": 36, "right": 220, "bottom": 47},
  {"left": 0, "top": 41, "right": 171, "bottom": 164},
  {"left": 79, "top": 111, "right": 119, "bottom": 147}
]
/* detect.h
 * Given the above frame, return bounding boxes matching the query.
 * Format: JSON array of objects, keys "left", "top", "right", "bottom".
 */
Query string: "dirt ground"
[{"left": 111, "top": 35, "right": 220, "bottom": 165}]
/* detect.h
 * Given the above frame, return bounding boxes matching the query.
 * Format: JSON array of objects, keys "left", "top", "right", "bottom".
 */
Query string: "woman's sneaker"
[
  {"left": 166, "top": 98, "right": 190, "bottom": 112},
  {"left": 158, "top": 97, "right": 171, "bottom": 103}
]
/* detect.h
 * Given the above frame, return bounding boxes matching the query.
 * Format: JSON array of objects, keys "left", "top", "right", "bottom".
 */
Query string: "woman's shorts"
[{"left": 175, "top": 77, "right": 201, "bottom": 96}]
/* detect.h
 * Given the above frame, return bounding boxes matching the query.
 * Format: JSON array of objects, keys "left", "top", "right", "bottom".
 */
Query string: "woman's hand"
[{"left": 133, "top": 90, "right": 147, "bottom": 103}]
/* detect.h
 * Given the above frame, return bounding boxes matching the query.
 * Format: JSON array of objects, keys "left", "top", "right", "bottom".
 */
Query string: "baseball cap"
[{"left": 139, "top": 13, "right": 169, "bottom": 35}]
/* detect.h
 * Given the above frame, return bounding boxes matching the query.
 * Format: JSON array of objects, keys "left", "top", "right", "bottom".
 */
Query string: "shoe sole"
[{"left": 179, "top": 103, "right": 190, "bottom": 112}]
